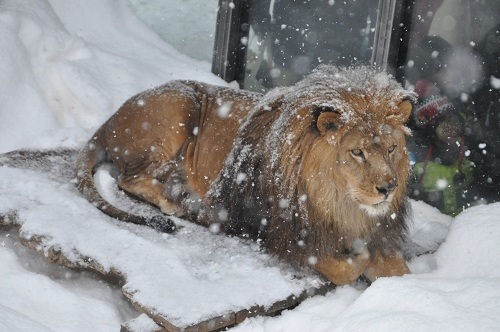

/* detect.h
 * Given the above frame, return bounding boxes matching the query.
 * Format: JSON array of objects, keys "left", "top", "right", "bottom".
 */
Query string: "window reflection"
[
  {"left": 129, "top": 0, "right": 218, "bottom": 62},
  {"left": 244, "top": 0, "right": 379, "bottom": 92},
  {"left": 404, "top": 0, "right": 500, "bottom": 215}
]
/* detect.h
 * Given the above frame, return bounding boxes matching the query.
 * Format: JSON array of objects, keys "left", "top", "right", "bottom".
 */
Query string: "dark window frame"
[{"left": 212, "top": 0, "right": 250, "bottom": 87}]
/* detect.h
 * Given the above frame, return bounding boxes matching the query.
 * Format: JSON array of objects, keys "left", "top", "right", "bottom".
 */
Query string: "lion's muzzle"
[{"left": 376, "top": 180, "right": 397, "bottom": 199}]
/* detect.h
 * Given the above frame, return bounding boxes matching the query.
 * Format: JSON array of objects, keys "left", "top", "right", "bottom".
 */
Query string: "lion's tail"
[
  {"left": 0, "top": 148, "right": 79, "bottom": 179},
  {"left": 75, "top": 135, "right": 176, "bottom": 233}
]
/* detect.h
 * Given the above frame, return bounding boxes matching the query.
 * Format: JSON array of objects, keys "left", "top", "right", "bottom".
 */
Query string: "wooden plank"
[
  {"left": 0, "top": 150, "right": 333, "bottom": 331},
  {"left": 234, "top": 282, "right": 334, "bottom": 324},
  {"left": 4, "top": 210, "right": 333, "bottom": 331},
  {"left": 122, "top": 280, "right": 334, "bottom": 331},
  {"left": 121, "top": 314, "right": 166, "bottom": 332}
]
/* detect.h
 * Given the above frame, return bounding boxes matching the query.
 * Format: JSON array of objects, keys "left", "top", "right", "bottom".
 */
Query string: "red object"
[{"left": 415, "top": 79, "right": 439, "bottom": 97}]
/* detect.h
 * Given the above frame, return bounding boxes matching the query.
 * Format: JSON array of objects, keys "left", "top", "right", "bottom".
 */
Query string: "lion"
[{"left": 76, "top": 65, "right": 415, "bottom": 285}]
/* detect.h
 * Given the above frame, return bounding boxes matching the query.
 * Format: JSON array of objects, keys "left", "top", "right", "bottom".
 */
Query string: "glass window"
[
  {"left": 244, "top": 0, "right": 380, "bottom": 92},
  {"left": 402, "top": 0, "right": 500, "bottom": 215},
  {"left": 129, "top": 0, "right": 219, "bottom": 62}
]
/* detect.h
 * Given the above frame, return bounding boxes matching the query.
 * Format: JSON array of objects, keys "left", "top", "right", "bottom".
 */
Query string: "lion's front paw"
[
  {"left": 158, "top": 200, "right": 185, "bottom": 217},
  {"left": 363, "top": 250, "right": 409, "bottom": 282},
  {"left": 314, "top": 254, "right": 371, "bottom": 285}
]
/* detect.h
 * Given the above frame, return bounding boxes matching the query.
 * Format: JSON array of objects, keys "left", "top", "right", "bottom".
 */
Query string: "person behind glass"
[
  {"left": 405, "top": 36, "right": 472, "bottom": 216},
  {"left": 468, "top": 23, "right": 500, "bottom": 203}
]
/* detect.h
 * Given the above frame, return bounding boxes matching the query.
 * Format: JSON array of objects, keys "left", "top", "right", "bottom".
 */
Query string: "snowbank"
[
  {"left": 0, "top": 0, "right": 223, "bottom": 153},
  {"left": 0, "top": 235, "right": 130, "bottom": 332},
  {"left": 233, "top": 203, "right": 500, "bottom": 332}
]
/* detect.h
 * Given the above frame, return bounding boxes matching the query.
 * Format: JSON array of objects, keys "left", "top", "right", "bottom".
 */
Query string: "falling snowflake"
[
  {"left": 436, "top": 179, "right": 448, "bottom": 190},
  {"left": 217, "top": 209, "right": 228, "bottom": 222},
  {"left": 279, "top": 199, "right": 290, "bottom": 209},
  {"left": 209, "top": 223, "right": 221, "bottom": 234},
  {"left": 307, "top": 256, "right": 318, "bottom": 265}
]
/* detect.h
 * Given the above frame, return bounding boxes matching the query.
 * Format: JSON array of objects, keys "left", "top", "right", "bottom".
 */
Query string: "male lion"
[{"left": 76, "top": 66, "right": 415, "bottom": 285}]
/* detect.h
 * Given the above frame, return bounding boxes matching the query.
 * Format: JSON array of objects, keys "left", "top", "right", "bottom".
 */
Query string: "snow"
[
  {"left": 0, "top": 232, "right": 136, "bottom": 332},
  {"left": 233, "top": 204, "right": 500, "bottom": 332},
  {"left": 0, "top": 164, "right": 323, "bottom": 327},
  {"left": 435, "top": 204, "right": 500, "bottom": 278},
  {"left": 0, "top": 0, "right": 222, "bottom": 154},
  {"left": 491, "top": 75, "right": 500, "bottom": 89},
  {"left": 1, "top": 0, "right": 500, "bottom": 331}
]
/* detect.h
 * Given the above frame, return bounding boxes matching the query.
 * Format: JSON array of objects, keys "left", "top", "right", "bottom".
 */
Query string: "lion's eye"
[
  {"left": 351, "top": 149, "right": 365, "bottom": 159},
  {"left": 388, "top": 144, "right": 397, "bottom": 154}
]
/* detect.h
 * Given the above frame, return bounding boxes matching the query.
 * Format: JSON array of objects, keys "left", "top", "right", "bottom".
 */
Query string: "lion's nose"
[{"left": 376, "top": 181, "right": 397, "bottom": 198}]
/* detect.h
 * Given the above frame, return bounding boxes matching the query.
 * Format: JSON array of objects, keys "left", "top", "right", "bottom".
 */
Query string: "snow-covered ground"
[{"left": 0, "top": 0, "right": 499, "bottom": 331}]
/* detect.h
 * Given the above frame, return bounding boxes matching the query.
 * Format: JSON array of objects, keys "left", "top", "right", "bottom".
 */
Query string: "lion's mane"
[{"left": 200, "top": 66, "right": 416, "bottom": 267}]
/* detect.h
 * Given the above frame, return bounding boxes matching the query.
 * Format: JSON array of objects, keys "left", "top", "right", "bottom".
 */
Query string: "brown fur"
[{"left": 76, "top": 66, "right": 415, "bottom": 284}]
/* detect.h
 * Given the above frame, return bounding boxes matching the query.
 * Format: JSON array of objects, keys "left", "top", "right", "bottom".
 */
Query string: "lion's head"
[
  {"left": 206, "top": 65, "right": 415, "bottom": 265},
  {"left": 304, "top": 93, "right": 413, "bottom": 218}
]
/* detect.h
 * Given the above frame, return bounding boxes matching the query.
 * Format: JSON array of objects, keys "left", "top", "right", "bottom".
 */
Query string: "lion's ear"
[
  {"left": 387, "top": 99, "right": 413, "bottom": 124},
  {"left": 316, "top": 109, "right": 342, "bottom": 135}
]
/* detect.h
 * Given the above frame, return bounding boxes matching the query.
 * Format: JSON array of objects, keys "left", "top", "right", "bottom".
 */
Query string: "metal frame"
[
  {"left": 211, "top": 0, "right": 249, "bottom": 86},
  {"left": 371, "top": 0, "right": 396, "bottom": 71},
  {"left": 392, "top": 0, "right": 417, "bottom": 81},
  {"left": 371, "top": 0, "right": 414, "bottom": 76}
]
